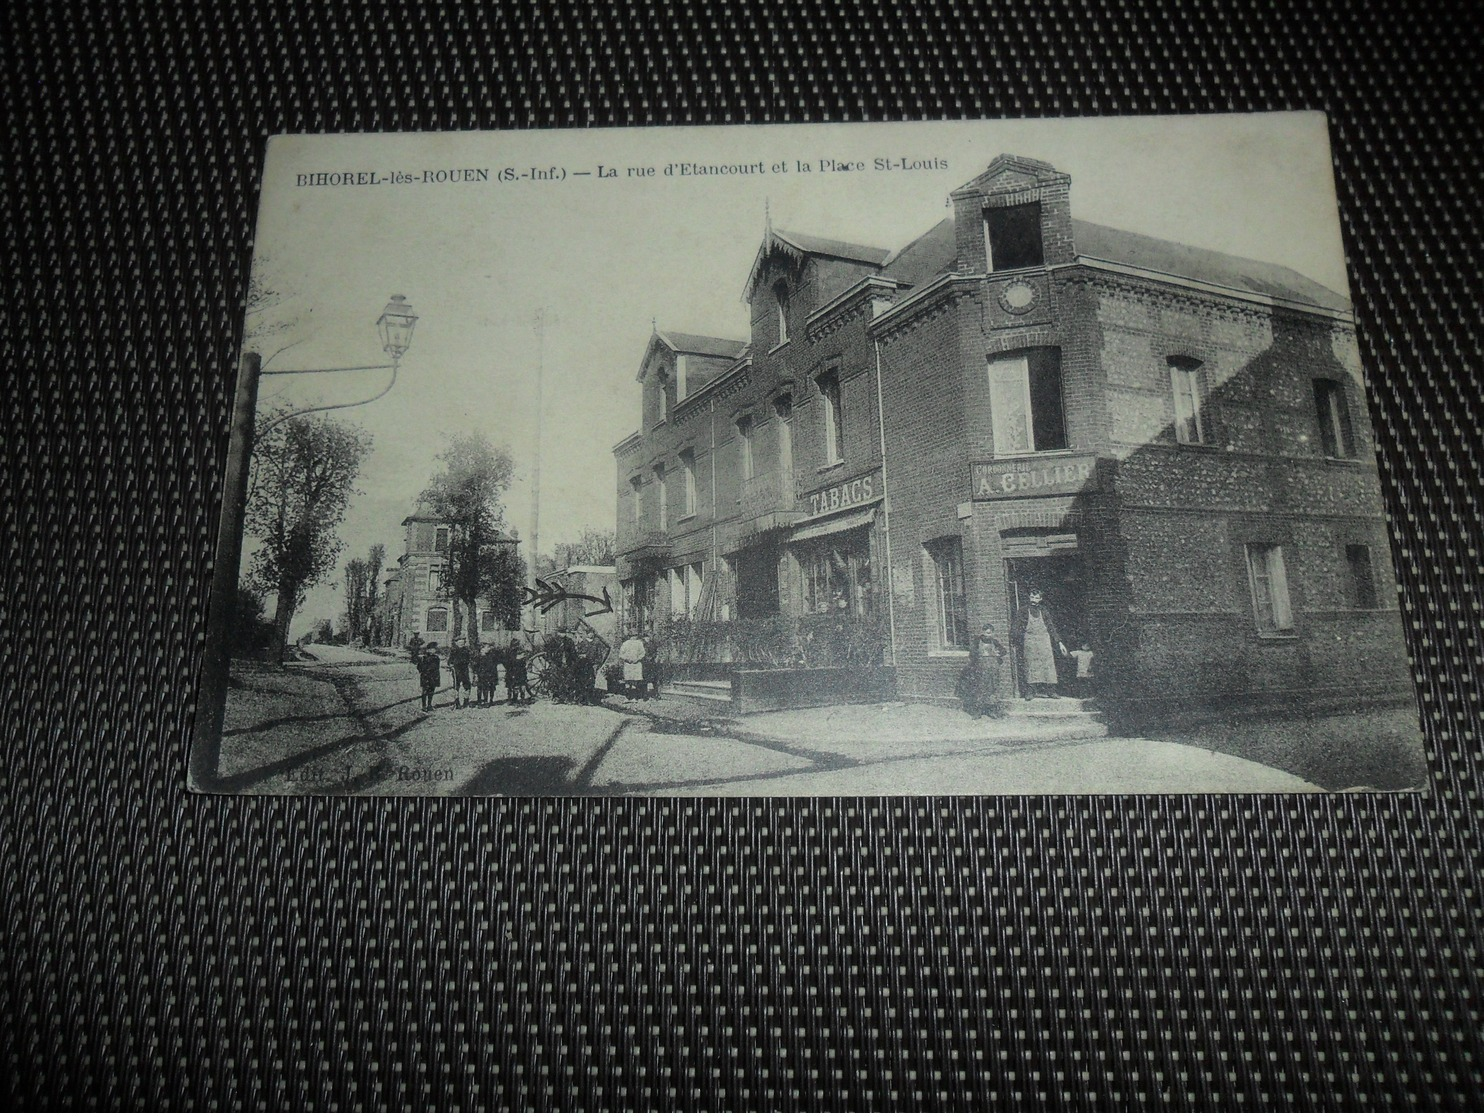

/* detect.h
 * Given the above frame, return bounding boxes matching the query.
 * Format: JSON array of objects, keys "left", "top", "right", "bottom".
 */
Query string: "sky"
[{"left": 238, "top": 113, "right": 1349, "bottom": 633}]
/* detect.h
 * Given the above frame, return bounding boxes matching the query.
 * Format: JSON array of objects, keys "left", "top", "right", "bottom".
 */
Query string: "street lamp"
[
  {"left": 193, "top": 295, "right": 420, "bottom": 790},
  {"left": 257, "top": 294, "right": 420, "bottom": 432},
  {"left": 377, "top": 294, "right": 418, "bottom": 360}
]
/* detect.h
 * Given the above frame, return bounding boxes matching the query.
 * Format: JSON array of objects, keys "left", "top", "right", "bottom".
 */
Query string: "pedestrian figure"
[
  {"left": 957, "top": 621, "right": 1008, "bottom": 718},
  {"left": 505, "top": 639, "right": 532, "bottom": 703},
  {"left": 1013, "top": 588, "right": 1068, "bottom": 699},
  {"left": 476, "top": 641, "right": 501, "bottom": 705},
  {"left": 448, "top": 638, "right": 473, "bottom": 709},
  {"left": 407, "top": 633, "right": 425, "bottom": 673},
  {"left": 1068, "top": 639, "right": 1096, "bottom": 698},
  {"left": 416, "top": 643, "right": 441, "bottom": 711}
]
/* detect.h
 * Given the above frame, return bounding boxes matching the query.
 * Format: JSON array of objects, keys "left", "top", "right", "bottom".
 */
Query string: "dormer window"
[
  {"left": 984, "top": 202, "right": 1044, "bottom": 272},
  {"left": 773, "top": 280, "right": 790, "bottom": 345},
  {"left": 655, "top": 369, "right": 671, "bottom": 424}
]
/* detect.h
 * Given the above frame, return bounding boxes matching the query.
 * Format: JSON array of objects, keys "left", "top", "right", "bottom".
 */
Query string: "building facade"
[
  {"left": 614, "top": 156, "right": 1412, "bottom": 713},
  {"left": 379, "top": 509, "right": 521, "bottom": 650}
]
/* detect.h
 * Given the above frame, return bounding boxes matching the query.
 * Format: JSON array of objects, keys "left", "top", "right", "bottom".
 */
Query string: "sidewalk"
[{"left": 605, "top": 694, "right": 1107, "bottom": 749}]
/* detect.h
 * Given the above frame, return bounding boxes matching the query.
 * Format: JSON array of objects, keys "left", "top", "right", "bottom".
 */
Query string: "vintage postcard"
[{"left": 191, "top": 113, "right": 1427, "bottom": 796}]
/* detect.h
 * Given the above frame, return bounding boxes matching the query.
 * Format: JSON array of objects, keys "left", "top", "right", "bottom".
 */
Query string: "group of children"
[{"left": 412, "top": 638, "right": 532, "bottom": 711}]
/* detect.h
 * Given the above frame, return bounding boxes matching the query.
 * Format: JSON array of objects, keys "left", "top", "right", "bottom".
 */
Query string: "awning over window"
[{"left": 789, "top": 506, "right": 876, "bottom": 545}]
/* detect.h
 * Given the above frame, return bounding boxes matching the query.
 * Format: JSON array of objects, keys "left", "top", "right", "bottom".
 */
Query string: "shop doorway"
[
  {"left": 1005, "top": 553, "right": 1089, "bottom": 697},
  {"left": 733, "top": 544, "right": 781, "bottom": 619}
]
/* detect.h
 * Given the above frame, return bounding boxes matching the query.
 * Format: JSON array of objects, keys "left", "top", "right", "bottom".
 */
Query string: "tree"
[
  {"left": 245, "top": 409, "right": 373, "bottom": 661},
  {"left": 228, "top": 580, "right": 278, "bottom": 659},
  {"left": 419, "top": 433, "right": 525, "bottom": 643},
  {"left": 341, "top": 543, "right": 388, "bottom": 646},
  {"left": 343, "top": 558, "right": 370, "bottom": 644},
  {"left": 538, "top": 527, "right": 618, "bottom": 575}
]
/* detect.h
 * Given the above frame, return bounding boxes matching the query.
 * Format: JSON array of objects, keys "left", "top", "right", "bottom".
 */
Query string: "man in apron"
[{"left": 1013, "top": 588, "right": 1068, "bottom": 699}]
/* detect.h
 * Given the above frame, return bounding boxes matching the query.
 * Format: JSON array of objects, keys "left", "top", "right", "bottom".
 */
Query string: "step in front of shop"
[
  {"left": 665, "top": 678, "right": 735, "bottom": 704},
  {"left": 1007, "top": 697, "right": 1105, "bottom": 720}
]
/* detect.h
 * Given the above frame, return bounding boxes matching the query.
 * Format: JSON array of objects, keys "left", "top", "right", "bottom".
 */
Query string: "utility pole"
[{"left": 528, "top": 308, "right": 545, "bottom": 631}]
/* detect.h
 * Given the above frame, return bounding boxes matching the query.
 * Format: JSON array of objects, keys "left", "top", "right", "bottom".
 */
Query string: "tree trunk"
[{"left": 273, "top": 579, "right": 300, "bottom": 663}]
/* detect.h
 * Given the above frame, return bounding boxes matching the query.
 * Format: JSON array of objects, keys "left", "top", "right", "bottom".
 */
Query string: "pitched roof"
[
  {"left": 870, "top": 214, "right": 1348, "bottom": 312},
  {"left": 656, "top": 331, "right": 748, "bottom": 359},
  {"left": 881, "top": 216, "right": 957, "bottom": 287},
  {"left": 771, "top": 228, "right": 892, "bottom": 267},
  {"left": 1071, "top": 219, "right": 1350, "bottom": 311}
]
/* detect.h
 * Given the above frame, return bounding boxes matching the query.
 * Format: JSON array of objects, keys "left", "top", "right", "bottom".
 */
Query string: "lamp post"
[{"left": 191, "top": 296, "right": 418, "bottom": 790}]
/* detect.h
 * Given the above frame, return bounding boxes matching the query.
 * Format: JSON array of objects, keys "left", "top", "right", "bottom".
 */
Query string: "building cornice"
[
  {"left": 805, "top": 276, "right": 905, "bottom": 339},
  {"left": 866, "top": 273, "right": 978, "bottom": 340},
  {"left": 1068, "top": 258, "right": 1354, "bottom": 323}
]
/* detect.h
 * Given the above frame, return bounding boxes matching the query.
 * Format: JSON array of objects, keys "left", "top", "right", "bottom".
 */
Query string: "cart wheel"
[{"left": 528, "top": 653, "right": 554, "bottom": 698}]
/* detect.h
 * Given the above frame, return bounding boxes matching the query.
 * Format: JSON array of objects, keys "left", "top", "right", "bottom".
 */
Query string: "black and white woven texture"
[{"left": 2, "top": 1, "right": 1480, "bottom": 1108}]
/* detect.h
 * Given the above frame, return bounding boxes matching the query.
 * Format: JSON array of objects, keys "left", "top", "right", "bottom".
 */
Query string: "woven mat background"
[{"left": 3, "top": 1, "right": 1480, "bottom": 1108}]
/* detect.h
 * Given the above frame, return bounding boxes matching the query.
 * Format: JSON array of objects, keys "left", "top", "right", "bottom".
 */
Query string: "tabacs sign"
[
  {"left": 971, "top": 455, "right": 1099, "bottom": 500},
  {"left": 801, "top": 468, "right": 883, "bottom": 520}
]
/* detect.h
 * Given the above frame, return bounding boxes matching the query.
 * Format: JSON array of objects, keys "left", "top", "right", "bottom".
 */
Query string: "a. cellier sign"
[
  {"left": 800, "top": 467, "right": 883, "bottom": 520},
  {"left": 971, "top": 454, "right": 1100, "bottom": 500}
]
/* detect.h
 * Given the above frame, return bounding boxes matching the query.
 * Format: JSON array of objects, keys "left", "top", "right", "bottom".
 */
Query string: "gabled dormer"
[
  {"left": 635, "top": 329, "right": 747, "bottom": 427},
  {"left": 744, "top": 228, "right": 891, "bottom": 351},
  {"left": 949, "top": 155, "right": 1075, "bottom": 274}
]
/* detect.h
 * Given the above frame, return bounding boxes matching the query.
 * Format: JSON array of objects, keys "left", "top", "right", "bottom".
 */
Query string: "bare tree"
[
  {"left": 245, "top": 408, "right": 373, "bottom": 661},
  {"left": 538, "top": 528, "right": 618, "bottom": 575}
]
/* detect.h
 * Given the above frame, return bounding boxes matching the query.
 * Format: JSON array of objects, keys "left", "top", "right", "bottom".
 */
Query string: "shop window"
[
  {"left": 984, "top": 202, "right": 1044, "bottom": 272},
  {"left": 1346, "top": 543, "right": 1378, "bottom": 608},
  {"left": 818, "top": 367, "right": 845, "bottom": 465},
  {"left": 927, "top": 538, "right": 969, "bottom": 650},
  {"left": 680, "top": 450, "right": 697, "bottom": 517},
  {"left": 425, "top": 608, "right": 448, "bottom": 633},
  {"left": 434, "top": 526, "right": 450, "bottom": 551},
  {"left": 1245, "top": 544, "right": 1294, "bottom": 634},
  {"left": 801, "top": 534, "right": 873, "bottom": 616},
  {"left": 1169, "top": 356, "right": 1210, "bottom": 445},
  {"left": 988, "top": 350, "right": 1066, "bottom": 456},
  {"left": 736, "top": 416, "right": 755, "bottom": 480},
  {"left": 1314, "top": 378, "right": 1355, "bottom": 458},
  {"left": 479, "top": 611, "right": 497, "bottom": 631},
  {"left": 655, "top": 465, "right": 668, "bottom": 530},
  {"left": 774, "top": 280, "right": 790, "bottom": 344}
]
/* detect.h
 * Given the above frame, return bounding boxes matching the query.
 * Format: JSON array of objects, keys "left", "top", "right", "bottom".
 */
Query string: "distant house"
[
  {"left": 379, "top": 506, "right": 520, "bottom": 650},
  {"left": 535, "top": 565, "right": 619, "bottom": 652},
  {"left": 613, "top": 154, "right": 1412, "bottom": 717}
]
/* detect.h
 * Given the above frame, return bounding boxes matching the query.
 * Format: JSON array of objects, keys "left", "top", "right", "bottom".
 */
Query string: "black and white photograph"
[{"left": 192, "top": 114, "right": 1426, "bottom": 796}]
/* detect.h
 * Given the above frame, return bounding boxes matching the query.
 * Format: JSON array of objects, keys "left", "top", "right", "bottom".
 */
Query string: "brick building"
[
  {"left": 534, "top": 565, "right": 619, "bottom": 651},
  {"left": 379, "top": 507, "right": 520, "bottom": 651},
  {"left": 613, "top": 155, "right": 1412, "bottom": 714}
]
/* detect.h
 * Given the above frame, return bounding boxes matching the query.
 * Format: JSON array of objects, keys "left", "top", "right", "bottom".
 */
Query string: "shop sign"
[
  {"left": 801, "top": 468, "right": 883, "bottom": 520},
  {"left": 971, "top": 455, "right": 1098, "bottom": 500}
]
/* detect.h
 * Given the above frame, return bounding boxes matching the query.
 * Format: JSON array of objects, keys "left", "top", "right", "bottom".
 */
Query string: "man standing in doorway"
[{"left": 1014, "top": 588, "right": 1068, "bottom": 699}]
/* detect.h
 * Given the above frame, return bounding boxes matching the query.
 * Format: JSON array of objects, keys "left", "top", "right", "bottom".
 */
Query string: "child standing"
[{"left": 417, "top": 644, "right": 441, "bottom": 711}]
